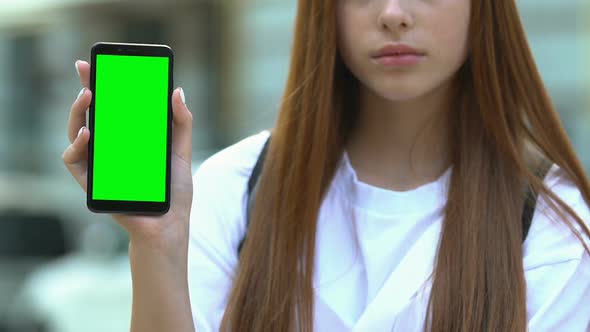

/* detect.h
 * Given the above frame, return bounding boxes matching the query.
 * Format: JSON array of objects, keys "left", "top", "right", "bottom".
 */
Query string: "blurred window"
[
  {"left": 5, "top": 34, "right": 45, "bottom": 173},
  {"left": 0, "top": 211, "right": 68, "bottom": 258}
]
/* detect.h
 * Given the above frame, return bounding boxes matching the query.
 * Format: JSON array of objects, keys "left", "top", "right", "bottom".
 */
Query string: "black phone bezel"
[{"left": 87, "top": 42, "right": 173, "bottom": 215}]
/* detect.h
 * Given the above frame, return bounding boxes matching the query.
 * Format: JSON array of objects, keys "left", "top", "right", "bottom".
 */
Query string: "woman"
[{"left": 63, "top": 0, "right": 590, "bottom": 331}]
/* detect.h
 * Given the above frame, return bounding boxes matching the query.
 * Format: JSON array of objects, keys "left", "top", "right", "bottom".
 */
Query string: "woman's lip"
[
  {"left": 373, "top": 44, "right": 425, "bottom": 58},
  {"left": 373, "top": 54, "right": 425, "bottom": 66}
]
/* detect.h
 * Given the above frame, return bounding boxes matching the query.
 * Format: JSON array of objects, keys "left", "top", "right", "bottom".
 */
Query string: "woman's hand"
[{"left": 62, "top": 60, "right": 194, "bottom": 255}]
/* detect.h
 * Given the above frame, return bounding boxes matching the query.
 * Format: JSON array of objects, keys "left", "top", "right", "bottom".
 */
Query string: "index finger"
[{"left": 75, "top": 60, "right": 90, "bottom": 88}]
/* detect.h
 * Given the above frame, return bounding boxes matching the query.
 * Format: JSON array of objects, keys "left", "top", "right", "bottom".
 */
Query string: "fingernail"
[
  {"left": 77, "top": 126, "right": 85, "bottom": 139},
  {"left": 75, "top": 60, "right": 81, "bottom": 77},
  {"left": 179, "top": 87, "right": 186, "bottom": 105},
  {"left": 77, "top": 88, "right": 86, "bottom": 101}
]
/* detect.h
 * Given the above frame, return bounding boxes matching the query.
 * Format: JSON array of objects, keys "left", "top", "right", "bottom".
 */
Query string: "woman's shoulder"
[
  {"left": 524, "top": 163, "right": 590, "bottom": 268},
  {"left": 189, "top": 129, "right": 271, "bottom": 228},
  {"left": 188, "top": 130, "right": 271, "bottom": 261},
  {"left": 523, "top": 164, "right": 590, "bottom": 328},
  {"left": 192, "top": 129, "right": 271, "bottom": 187}
]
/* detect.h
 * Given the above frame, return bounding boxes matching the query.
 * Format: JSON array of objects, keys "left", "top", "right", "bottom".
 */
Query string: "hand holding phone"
[{"left": 63, "top": 44, "right": 194, "bottom": 247}]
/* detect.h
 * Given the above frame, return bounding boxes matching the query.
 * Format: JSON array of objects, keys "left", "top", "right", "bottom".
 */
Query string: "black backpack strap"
[
  {"left": 521, "top": 159, "right": 553, "bottom": 242},
  {"left": 237, "top": 134, "right": 272, "bottom": 255}
]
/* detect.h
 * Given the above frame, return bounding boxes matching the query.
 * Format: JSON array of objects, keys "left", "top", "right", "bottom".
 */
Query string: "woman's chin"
[{"left": 372, "top": 88, "right": 430, "bottom": 103}]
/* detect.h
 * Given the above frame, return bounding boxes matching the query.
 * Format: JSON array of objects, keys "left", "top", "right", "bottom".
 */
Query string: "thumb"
[{"left": 171, "top": 88, "right": 193, "bottom": 166}]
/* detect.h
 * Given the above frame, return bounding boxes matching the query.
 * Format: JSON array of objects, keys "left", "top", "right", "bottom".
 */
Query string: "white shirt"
[{"left": 188, "top": 130, "right": 590, "bottom": 331}]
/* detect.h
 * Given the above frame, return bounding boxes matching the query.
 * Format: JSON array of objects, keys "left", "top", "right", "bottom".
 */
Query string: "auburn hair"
[{"left": 220, "top": 0, "right": 590, "bottom": 331}]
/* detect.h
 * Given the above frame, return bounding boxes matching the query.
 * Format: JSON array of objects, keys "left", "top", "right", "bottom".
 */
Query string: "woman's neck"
[{"left": 345, "top": 82, "right": 454, "bottom": 192}]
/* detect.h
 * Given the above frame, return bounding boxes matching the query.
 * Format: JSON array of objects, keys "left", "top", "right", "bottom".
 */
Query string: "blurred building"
[
  {"left": 519, "top": 0, "right": 590, "bottom": 166},
  {"left": 0, "top": 0, "right": 587, "bottom": 331}
]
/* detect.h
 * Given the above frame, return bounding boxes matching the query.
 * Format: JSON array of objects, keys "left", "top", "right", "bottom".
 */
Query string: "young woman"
[{"left": 64, "top": 0, "right": 590, "bottom": 331}]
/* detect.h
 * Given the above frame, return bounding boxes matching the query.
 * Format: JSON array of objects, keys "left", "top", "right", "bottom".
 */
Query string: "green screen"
[{"left": 92, "top": 54, "right": 169, "bottom": 202}]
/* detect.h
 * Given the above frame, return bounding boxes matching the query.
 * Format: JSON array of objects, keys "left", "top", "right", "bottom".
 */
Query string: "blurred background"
[{"left": 0, "top": 0, "right": 587, "bottom": 331}]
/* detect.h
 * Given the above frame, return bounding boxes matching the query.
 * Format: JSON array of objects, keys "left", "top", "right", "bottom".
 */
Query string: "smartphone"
[{"left": 87, "top": 42, "right": 173, "bottom": 215}]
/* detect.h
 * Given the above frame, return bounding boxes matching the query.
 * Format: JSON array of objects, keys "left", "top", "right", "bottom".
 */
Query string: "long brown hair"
[{"left": 220, "top": 0, "right": 590, "bottom": 331}]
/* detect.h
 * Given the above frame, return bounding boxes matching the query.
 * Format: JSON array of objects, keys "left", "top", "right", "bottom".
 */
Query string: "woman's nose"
[{"left": 377, "top": 0, "right": 414, "bottom": 32}]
